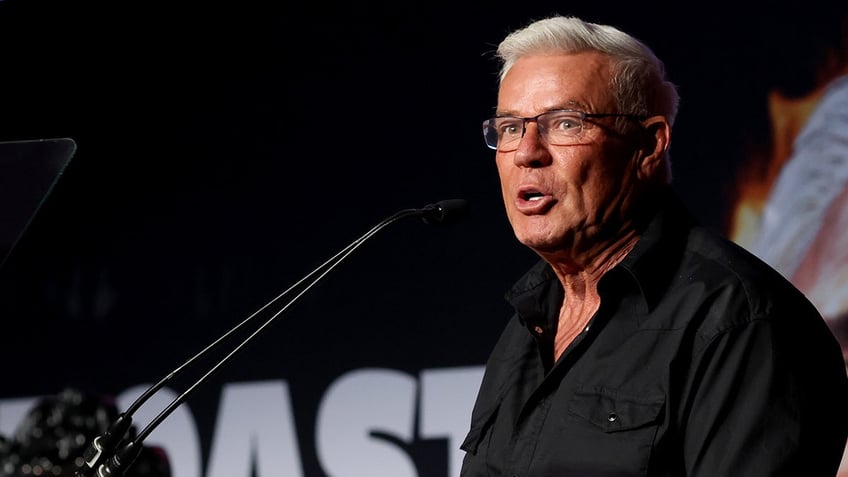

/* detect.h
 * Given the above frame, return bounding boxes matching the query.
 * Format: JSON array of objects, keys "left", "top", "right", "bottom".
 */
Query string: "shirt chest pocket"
[
  {"left": 536, "top": 386, "right": 665, "bottom": 476},
  {"left": 568, "top": 386, "right": 665, "bottom": 433},
  {"left": 460, "top": 397, "right": 501, "bottom": 456}
]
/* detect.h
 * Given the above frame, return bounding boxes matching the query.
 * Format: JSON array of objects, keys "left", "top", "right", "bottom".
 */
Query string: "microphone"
[
  {"left": 74, "top": 199, "right": 469, "bottom": 477},
  {"left": 419, "top": 199, "right": 469, "bottom": 225}
]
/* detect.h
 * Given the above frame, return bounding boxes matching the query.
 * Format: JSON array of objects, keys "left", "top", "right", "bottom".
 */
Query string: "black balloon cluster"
[{"left": 0, "top": 389, "right": 170, "bottom": 477}]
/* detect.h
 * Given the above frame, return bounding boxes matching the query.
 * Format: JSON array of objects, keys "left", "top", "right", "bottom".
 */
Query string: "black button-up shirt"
[{"left": 460, "top": 190, "right": 848, "bottom": 476}]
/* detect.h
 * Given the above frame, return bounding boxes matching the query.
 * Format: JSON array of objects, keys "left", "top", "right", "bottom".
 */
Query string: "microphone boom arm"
[{"left": 75, "top": 200, "right": 467, "bottom": 477}]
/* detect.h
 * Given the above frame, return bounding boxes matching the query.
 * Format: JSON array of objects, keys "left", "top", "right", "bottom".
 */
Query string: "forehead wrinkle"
[
  {"left": 496, "top": 100, "right": 588, "bottom": 117},
  {"left": 497, "top": 52, "right": 614, "bottom": 117}
]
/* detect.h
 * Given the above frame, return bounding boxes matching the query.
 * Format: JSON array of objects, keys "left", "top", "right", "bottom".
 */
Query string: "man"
[{"left": 459, "top": 15, "right": 848, "bottom": 476}]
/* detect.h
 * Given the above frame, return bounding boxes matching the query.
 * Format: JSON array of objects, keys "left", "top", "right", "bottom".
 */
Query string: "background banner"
[{"left": 0, "top": 2, "right": 845, "bottom": 476}]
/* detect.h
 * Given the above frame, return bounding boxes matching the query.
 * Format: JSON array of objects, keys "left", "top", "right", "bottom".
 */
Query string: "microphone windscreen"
[{"left": 421, "top": 199, "right": 469, "bottom": 225}]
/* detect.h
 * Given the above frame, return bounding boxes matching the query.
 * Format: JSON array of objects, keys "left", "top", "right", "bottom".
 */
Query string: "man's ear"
[{"left": 636, "top": 116, "right": 671, "bottom": 182}]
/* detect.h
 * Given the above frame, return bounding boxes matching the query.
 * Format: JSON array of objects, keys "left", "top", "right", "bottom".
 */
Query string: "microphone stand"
[{"left": 74, "top": 199, "right": 467, "bottom": 477}]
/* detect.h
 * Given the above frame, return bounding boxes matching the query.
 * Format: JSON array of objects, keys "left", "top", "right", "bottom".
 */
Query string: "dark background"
[{"left": 0, "top": 1, "right": 781, "bottom": 475}]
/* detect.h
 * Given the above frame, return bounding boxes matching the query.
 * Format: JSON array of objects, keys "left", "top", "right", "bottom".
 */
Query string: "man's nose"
[{"left": 512, "top": 122, "right": 553, "bottom": 168}]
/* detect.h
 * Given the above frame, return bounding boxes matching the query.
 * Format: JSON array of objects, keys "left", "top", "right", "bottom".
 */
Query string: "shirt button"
[
  {"left": 607, "top": 412, "right": 618, "bottom": 422},
  {"left": 533, "top": 325, "right": 544, "bottom": 335}
]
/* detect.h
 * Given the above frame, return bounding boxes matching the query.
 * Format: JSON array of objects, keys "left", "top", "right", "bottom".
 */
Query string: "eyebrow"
[{"left": 494, "top": 100, "right": 588, "bottom": 117}]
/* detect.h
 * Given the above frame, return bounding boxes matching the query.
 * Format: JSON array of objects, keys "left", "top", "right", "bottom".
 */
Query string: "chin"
[{"left": 515, "top": 232, "right": 561, "bottom": 254}]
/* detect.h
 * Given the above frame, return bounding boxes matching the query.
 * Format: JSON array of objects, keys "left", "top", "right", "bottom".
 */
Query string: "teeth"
[{"left": 529, "top": 196, "right": 543, "bottom": 201}]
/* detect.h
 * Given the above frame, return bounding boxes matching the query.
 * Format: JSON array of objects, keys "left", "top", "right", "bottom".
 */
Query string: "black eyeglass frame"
[{"left": 482, "top": 109, "right": 646, "bottom": 151}]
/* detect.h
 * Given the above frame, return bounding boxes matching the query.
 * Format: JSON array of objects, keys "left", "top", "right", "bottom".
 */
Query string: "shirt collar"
[
  {"left": 615, "top": 187, "right": 694, "bottom": 313},
  {"left": 505, "top": 187, "right": 694, "bottom": 329}
]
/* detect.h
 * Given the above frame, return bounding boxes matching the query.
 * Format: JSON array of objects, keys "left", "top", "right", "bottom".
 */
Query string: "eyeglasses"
[{"left": 482, "top": 109, "right": 644, "bottom": 151}]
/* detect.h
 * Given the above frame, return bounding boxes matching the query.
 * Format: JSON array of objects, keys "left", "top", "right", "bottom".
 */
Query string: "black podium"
[{"left": 0, "top": 137, "right": 76, "bottom": 269}]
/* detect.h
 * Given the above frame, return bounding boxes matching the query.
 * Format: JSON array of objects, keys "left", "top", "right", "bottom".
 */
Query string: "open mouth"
[{"left": 521, "top": 190, "right": 545, "bottom": 201}]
